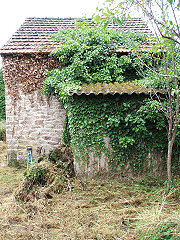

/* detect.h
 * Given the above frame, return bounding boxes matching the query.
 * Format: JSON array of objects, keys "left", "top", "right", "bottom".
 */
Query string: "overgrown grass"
[
  {"left": 0, "top": 167, "right": 179, "bottom": 240},
  {"left": 0, "top": 139, "right": 6, "bottom": 167},
  {"left": 0, "top": 120, "right": 6, "bottom": 141}
]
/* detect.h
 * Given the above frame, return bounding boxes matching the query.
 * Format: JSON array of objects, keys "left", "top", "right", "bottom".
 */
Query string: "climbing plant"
[
  {"left": 42, "top": 26, "right": 150, "bottom": 101},
  {"left": 0, "top": 69, "right": 5, "bottom": 120},
  {"left": 42, "top": 26, "right": 180, "bottom": 173},
  {"left": 64, "top": 94, "right": 179, "bottom": 172}
]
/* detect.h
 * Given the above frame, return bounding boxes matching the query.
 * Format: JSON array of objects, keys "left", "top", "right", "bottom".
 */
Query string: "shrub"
[{"left": 0, "top": 120, "right": 6, "bottom": 141}]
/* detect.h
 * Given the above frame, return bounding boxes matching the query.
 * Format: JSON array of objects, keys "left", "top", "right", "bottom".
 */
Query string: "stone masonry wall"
[
  {"left": 2, "top": 54, "right": 66, "bottom": 162},
  {"left": 5, "top": 88, "right": 65, "bottom": 161}
]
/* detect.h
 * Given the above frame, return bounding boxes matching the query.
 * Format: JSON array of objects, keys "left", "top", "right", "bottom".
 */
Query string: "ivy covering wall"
[
  {"left": 0, "top": 69, "right": 5, "bottom": 120},
  {"left": 63, "top": 94, "right": 179, "bottom": 172},
  {"left": 42, "top": 26, "right": 180, "bottom": 173}
]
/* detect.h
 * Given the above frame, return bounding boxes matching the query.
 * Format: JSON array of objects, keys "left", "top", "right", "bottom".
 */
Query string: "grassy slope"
[{"left": 0, "top": 164, "right": 179, "bottom": 240}]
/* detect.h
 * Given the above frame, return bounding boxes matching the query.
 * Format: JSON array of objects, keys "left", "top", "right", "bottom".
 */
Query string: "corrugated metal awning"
[{"left": 68, "top": 82, "right": 161, "bottom": 96}]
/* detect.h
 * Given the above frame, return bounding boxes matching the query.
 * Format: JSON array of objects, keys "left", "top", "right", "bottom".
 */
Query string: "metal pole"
[{"left": 27, "top": 147, "right": 33, "bottom": 169}]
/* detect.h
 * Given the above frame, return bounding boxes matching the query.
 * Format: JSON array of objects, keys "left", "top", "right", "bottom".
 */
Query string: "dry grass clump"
[
  {"left": 14, "top": 144, "right": 75, "bottom": 202},
  {"left": 14, "top": 162, "right": 67, "bottom": 202},
  {"left": 0, "top": 167, "right": 24, "bottom": 189}
]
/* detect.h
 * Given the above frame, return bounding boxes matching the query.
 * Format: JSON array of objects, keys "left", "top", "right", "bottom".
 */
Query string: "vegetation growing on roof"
[
  {"left": 42, "top": 27, "right": 152, "bottom": 100},
  {"left": 42, "top": 26, "right": 180, "bottom": 173}
]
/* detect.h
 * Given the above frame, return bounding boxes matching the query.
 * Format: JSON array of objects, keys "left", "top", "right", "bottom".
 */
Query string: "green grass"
[{"left": 144, "top": 220, "right": 180, "bottom": 240}]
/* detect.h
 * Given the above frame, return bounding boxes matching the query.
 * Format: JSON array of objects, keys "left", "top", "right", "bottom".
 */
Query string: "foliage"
[
  {"left": 42, "top": 27, "right": 148, "bottom": 101},
  {"left": 62, "top": 113, "right": 71, "bottom": 146},
  {"left": 0, "top": 120, "right": 6, "bottom": 141},
  {"left": 0, "top": 69, "right": 5, "bottom": 120},
  {"left": 93, "top": 0, "right": 180, "bottom": 184},
  {"left": 42, "top": 24, "right": 180, "bottom": 173},
  {"left": 64, "top": 94, "right": 179, "bottom": 172},
  {"left": 24, "top": 166, "right": 49, "bottom": 186},
  {"left": 134, "top": 45, "right": 180, "bottom": 90}
]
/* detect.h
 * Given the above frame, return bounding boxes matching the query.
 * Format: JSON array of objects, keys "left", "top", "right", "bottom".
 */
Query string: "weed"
[
  {"left": 7, "top": 151, "right": 19, "bottom": 167},
  {"left": 24, "top": 166, "right": 49, "bottom": 186}
]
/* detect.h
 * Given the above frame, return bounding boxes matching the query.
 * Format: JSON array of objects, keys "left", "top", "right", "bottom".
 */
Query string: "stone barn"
[{"left": 0, "top": 17, "right": 153, "bottom": 165}]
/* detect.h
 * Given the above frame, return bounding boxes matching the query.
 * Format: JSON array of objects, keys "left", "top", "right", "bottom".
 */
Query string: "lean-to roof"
[
  {"left": 0, "top": 17, "right": 153, "bottom": 55},
  {"left": 68, "top": 82, "right": 161, "bottom": 96}
]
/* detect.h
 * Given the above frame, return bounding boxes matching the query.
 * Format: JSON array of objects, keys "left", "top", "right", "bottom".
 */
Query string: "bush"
[{"left": 0, "top": 120, "right": 6, "bottom": 141}]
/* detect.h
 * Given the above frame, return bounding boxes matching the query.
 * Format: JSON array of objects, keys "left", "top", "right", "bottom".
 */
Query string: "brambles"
[
  {"left": 24, "top": 166, "right": 49, "bottom": 186},
  {"left": 48, "top": 144, "right": 75, "bottom": 177}
]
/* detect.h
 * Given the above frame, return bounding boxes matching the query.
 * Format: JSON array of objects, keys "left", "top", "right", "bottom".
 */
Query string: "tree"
[{"left": 95, "top": 0, "right": 180, "bottom": 185}]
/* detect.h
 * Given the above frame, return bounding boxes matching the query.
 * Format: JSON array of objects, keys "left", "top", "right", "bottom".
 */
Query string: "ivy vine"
[
  {"left": 0, "top": 69, "right": 5, "bottom": 120},
  {"left": 64, "top": 94, "right": 180, "bottom": 172},
  {"left": 42, "top": 27, "right": 149, "bottom": 101},
  {"left": 42, "top": 26, "right": 180, "bottom": 173}
]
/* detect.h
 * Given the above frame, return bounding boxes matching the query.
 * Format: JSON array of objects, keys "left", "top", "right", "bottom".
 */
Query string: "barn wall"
[{"left": 2, "top": 54, "right": 65, "bottom": 163}]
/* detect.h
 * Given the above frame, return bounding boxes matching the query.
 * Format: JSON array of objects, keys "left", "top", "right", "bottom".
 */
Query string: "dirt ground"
[{"left": 0, "top": 142, "right": 179, "bottom": 240}]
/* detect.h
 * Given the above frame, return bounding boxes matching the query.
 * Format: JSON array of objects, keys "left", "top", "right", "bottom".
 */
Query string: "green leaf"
[
  {"left": 107, "top": 7, "right": 112, "bottom": 15},
  {"left": 94, "top": 15, "right": 101, "bottom": 23},
  {"left": 115, "top": 18, "right": 122, "bottom": 26},
  {"left": 104, "top": 21, "right": 109, "bottom": 29}
]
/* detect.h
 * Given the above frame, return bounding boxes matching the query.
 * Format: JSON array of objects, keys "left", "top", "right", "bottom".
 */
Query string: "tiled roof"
[
  {"left": 0, "top": 17, "right": 153, "bottom": 54},
  {"left": 68, "top": 82, "right": 161, "bottom": 96}
]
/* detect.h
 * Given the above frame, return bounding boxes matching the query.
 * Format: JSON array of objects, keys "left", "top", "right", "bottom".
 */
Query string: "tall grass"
[{"left": 0, "top": 120, "right": 6, "bottom": 141}]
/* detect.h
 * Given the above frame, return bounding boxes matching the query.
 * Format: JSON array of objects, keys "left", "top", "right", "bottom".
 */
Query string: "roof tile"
[{"left": 0, "top": 17, "right": 153, "bottom": 54}]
